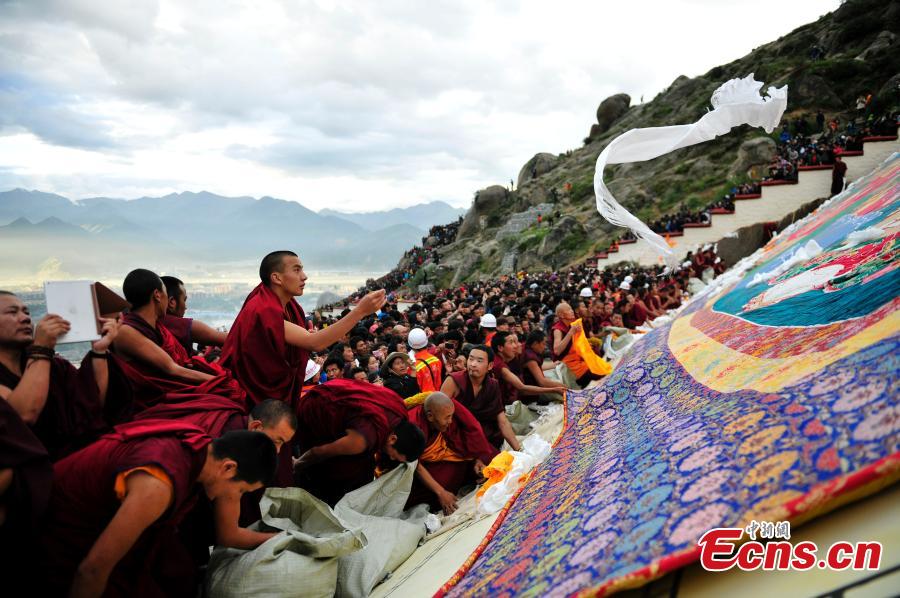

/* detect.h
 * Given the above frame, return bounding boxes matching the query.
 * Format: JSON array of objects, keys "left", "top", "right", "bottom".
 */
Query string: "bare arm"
[
  {"left": 499, "top": 366, "right": 563, "bottom": 395},
  {"left": 90, "top": 356, "right": 109, "bottom": 406},
  {"left": 415, "top": 462, "right": 458, "bottom": 514},
  {"left": 70, "top": 472, "right": 172, "bottom": 598},
  {"left": 439, "top": 375, "right": 459, "bottom": 399},
  {"left": 191, "top": 320, "right": 227, "bottom": 347},
  {"left": 284, "top": 289, "right": 386, "bottom": 352},
  {"left": 294, "top": 429, "right": 368, "bottom": 470},
  {"left": 213, "top": 494, "right": 276, "bottom": 549},
  {"left": 553, "top": 322, "right": 582, "bottom": 357},
  {"left": 89, "top": 318, "right": 118, "bottom": 405},
  {"left": 2, "top": 314, "right": 71, "bottom": 424},
  {"left": 551, "top": 328, "right": 570, "bottom": 357},
  {"left": 1, "top": 360, "right": 51, "bottom": 425},
  {"left": 497, "top": 412, "right": 521, "bottom": 452},
  {"left": 524, "top": 360, "right": 563, "bottom": 389},
  {"left": 115, "top": 326, "right": 213, "bottom": 383}
]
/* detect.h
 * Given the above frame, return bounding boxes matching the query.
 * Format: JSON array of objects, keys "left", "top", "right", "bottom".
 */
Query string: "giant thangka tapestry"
[{"left": 441, "top": 153, "right": 900, "bottom": 597}]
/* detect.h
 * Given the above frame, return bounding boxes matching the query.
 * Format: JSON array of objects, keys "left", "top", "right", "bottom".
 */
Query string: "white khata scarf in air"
[{"left": 593, "top": 74, "right": 788, "bottom": 264}]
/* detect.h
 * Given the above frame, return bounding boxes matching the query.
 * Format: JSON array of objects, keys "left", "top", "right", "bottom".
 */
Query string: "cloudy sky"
[{"left": 0, "top": 0, "right": 838, "bottom": 212}]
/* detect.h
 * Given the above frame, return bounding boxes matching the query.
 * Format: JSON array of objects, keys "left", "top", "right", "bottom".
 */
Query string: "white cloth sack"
[
  {"left": 333, "top": 461, "right": 429, "bottom": 598},
  {"left": 206, "top": 487, "right": 366, "bottom": 598},
  {"left": 594, "top": 74, "right": 788, "bottom": 264}
]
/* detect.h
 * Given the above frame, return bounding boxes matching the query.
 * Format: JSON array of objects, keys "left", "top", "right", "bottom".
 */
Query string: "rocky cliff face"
[{"left": 421, "top": 0, "right": 900, "bottom": 286}]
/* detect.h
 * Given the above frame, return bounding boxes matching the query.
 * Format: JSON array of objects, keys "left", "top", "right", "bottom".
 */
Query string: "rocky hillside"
[{"left": 411, "top": 0, "right": 899, "bottom": 288}]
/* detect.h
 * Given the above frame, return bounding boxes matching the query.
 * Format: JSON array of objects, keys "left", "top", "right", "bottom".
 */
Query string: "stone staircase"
[
  {"left": 593, "top": 135, "right": 899, "bottom": 266},
  {"left": 500, "top": 251, "right": 518, "bottom": 273},
  {"left": 497, "top": 202, "right": 555, "bottom": 239}
]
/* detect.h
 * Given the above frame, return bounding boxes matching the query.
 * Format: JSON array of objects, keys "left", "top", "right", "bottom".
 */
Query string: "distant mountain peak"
[{"left": 8, "top": 216, "right": 32, "bottom": 227}]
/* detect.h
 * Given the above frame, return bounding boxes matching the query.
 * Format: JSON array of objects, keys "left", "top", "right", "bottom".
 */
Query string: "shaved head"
[
  {"left": 555, "top": 302, "right": 572, "bottom": 316},
  {"left": 424, "top": 391, "right": 453, "bottom": 412},
  {"left": 424, "top": 392, "right": 455, "bottom": 433}
]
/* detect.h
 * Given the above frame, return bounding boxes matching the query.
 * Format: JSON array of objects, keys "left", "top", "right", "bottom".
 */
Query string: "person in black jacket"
[{"left": 380, "top": 352, "right": 421, "bottom": 399}]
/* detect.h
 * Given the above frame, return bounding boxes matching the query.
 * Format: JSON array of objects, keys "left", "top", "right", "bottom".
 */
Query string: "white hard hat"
[
  {"left": 305, "top": 360, "right": 321, "bottom": 382},
  {"left": 408, "top": 327, "right": 428, "bottom": 350},
  {"left": 579, "top": 287, "right": 593, "bottom": 298},
  {"left": 480, "top": 313, "right": 497, "bottom": 328}
]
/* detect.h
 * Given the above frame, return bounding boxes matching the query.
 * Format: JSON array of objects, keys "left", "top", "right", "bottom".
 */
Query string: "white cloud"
[{"left": 0, "top": 0, "right": 840, "bottom": 211}]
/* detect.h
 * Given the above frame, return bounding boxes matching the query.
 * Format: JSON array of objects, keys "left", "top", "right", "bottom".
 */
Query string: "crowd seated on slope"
[
  {"left": 765, "top": 108, "right": 899, "bottom": 181},
  {"left": 1, "top": 222, "right": 729, "bottom": 594}
]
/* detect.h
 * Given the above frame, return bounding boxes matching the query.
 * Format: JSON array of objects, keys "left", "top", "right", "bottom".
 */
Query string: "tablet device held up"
[{"left": 43, "top": 281, "right": 131, "bottom": 344}]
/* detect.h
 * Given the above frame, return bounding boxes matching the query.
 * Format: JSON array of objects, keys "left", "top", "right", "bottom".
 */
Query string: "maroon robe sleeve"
[
  {"left": 0, "top": 398, "right": 53, "bottom": 537},
  {"left": 42, "top": 420, "right": 211, "bottom": 596},
  {"left": 220, "top": 283, "right": 308, "bottom": 409},
  {"left": 159, "top": 314, "right": 193, "bottom": 354},
  {"left": 134, "top": 393, "right": 247, "bottom": 438},
  {"left": 445, "top": 399, "right": 499, "bottom": 464}
]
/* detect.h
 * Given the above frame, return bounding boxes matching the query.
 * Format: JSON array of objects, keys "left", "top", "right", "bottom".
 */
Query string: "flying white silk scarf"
[{"left": 593, "top": 74, "right": 788, "bottom": 264}]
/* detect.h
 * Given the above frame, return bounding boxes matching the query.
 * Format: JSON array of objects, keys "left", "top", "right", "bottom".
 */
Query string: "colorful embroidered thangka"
[{"left": 440, "top": 153, "right": 900, "bottom": 597}]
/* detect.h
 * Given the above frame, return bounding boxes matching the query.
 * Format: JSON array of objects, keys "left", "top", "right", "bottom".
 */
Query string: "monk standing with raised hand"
[
  {"left": 221, "top": 250, "right": 387, "bottom": 412},
  {"left": 221, "top": 250, "right": 387, "bottom": 486}
]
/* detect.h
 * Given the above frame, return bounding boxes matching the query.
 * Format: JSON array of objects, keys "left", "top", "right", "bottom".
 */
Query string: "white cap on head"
[
  {"left": 305, "top": 360, "right": 321, "bottom": 382},
  {"left": 619, "top": 281, "right": 631, "bottom": 290},
  {"left": 579, "top": 287, "right": 593, "bottom": 298},
  {"left": 408, "top": 327, "right": 428, "bottom": 350},
  {"left": 624, "top": 275, "right": 634, "bottom": 283},
  {"left": 480, "top": 313, "right": 497, "bottom": 328},
  {"left": 529, "top": 283, "right": 538, "bottom": 289}
]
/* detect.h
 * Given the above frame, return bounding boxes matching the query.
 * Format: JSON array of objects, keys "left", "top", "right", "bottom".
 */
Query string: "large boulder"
[
  {"left": 450, "top": 249, "right": 481, "bottom": 286},
  {"left": 789, "top": 73, "right": 843, "bottom": 109},
  {"left": 856, "top": 30, "right": 897, "bottom": 61},
  {"left": 456, "top": 185, "right": 509, "bottom": 238},
  {"left": 877, "top": 72, "right": 900, "bottom": 109},
  {"left": 587, "top": 93, "right": 631, "bottom": 140},
  {"left": 517, "top": 153, "right": 559, "bottom": 188},
  {"left": 538, "top": 215, "right": 586, "bottom": 263},
  {"left": 729, "top": 136, "right": 776, "bottom": 176}
]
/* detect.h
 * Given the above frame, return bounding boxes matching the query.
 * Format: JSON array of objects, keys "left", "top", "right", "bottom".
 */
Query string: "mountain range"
[{"left": 0, "top": 189, "right": 465, "bottom": 283}]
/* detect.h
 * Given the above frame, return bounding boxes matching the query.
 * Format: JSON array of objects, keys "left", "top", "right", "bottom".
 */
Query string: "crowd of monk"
[{"left": 0, "top": 247, "right": 721, "bottom": 596}]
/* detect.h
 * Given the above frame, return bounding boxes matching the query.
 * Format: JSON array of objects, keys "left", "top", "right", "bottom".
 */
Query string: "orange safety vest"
[{"left": 413, "top": 352, "right": 442, "bottom": 392}]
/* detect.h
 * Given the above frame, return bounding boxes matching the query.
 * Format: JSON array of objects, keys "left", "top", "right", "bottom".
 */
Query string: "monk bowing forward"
[
  {"left": 293, "top": 379, "right": 425, "bottom": 505},
  {"left": 41, "top": 423, "right": 276, "bottom": 597}
]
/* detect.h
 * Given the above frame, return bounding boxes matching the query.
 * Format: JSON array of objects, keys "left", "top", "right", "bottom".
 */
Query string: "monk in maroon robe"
[
  {"left": 294, "top": 378, "right": 426, "bottom": 505},
  {"left": 0, "top": 398, "right": 53, "bottom": 592},
  {"left": 135, "top": 397, "right": 296, "bottom": 528},
  {"left": 0, "top": 291, "right": 131, "bottom": 461},
  {"left": 160, "top": 275, "right": 228, "bottom": 357},
  {"left": 440, "top": 345, "right": 521, "bottom": 451},
  {"left": 221, "top": 251, "right": 387, "bottom": 410},
  {"left": 114, "top": 269, "right": 245, "bottom": 411},
  {"left": 406, "top": 392, "right": 497, "bottom": 514},
  {"left": 220, "top": 251, "right": 387, "bottom": 485},
  {"left": 41, "top": 421, "right": 277, "bottom": 598}
]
